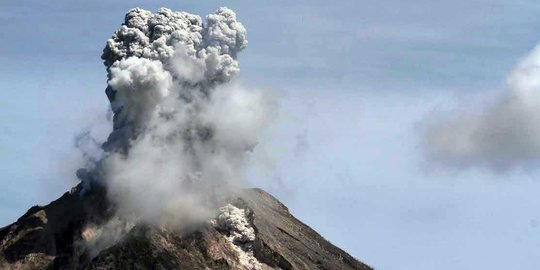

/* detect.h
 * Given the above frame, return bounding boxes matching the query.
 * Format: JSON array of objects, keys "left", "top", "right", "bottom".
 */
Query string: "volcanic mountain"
[
  {"left": 1, "top": 6, "right": 372, "bottom": 270},
  {"left": 0, "top": 185, "right": 372, "bottom": 269}
]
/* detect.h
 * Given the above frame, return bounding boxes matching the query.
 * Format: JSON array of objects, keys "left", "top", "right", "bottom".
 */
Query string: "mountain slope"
[{"left": 0, "top": 187, "right": 372, "bottom": 269}]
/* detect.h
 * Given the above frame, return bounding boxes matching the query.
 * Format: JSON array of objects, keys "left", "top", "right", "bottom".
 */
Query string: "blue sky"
[{"left": 2, "top": 1, "right": 540, "bottom": 269}]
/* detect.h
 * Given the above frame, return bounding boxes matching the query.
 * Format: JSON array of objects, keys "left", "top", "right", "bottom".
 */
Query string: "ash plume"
[{"left": 78, "top": 6, "right": 273, "bottom": 240}]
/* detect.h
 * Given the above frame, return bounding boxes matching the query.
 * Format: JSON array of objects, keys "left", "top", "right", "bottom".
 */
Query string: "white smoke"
[
  {"left": 212, "top": 204, "right": 261, "bottom": 269},
  {"left": 79, "top": 7, "right": 274, "bottom": 232},
  {"left": 422, "top": 45, "right": 540, "bottom": 171},
  {"left": 81, "top": 216, "right": 136, "bottom": 257}
]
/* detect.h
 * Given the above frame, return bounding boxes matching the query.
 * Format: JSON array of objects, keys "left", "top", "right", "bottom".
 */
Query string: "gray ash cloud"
[{"left": 78, "top": 7, "right": 273, "bottom": 231}]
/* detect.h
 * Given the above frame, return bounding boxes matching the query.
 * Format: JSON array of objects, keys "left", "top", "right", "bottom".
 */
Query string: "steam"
[
  {"left": 79, "top": 7, "right": 273, "bottom": 232},
  {"left": 212, "top": 204, "right": 261, "bottom": 269},
  {"left": 422, "top": 45, "right": 540, "bottom": 172}
]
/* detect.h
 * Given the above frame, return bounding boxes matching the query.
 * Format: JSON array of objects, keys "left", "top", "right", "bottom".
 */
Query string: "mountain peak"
[{"left": 0, "top": 187, "right": 371, "bottom": 269}]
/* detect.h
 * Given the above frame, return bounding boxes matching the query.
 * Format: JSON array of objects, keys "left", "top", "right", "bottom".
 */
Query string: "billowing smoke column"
[
  {"left": 80, "top": 7, "right": 272, "bottom": 229},
  {"left": 102, "top": 7, "right": 247, "bottom": 152}
]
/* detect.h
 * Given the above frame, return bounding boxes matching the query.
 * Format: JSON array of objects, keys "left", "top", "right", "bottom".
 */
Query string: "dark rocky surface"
[{"left": 0, "top": 186, "right": 372, "bottom": 269}]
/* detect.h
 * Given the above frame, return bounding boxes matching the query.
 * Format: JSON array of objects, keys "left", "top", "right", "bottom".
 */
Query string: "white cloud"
[{"left": 422, "top": 45, "right": 540, "bottom": 171}]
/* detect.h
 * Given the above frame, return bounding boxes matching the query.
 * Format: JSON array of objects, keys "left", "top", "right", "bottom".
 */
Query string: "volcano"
[
  {"left": 1, "top": 6, "right": 372, "bottom": 270},
  {"left": 0, "top": 186, "right": 372, "bottom": 270}
]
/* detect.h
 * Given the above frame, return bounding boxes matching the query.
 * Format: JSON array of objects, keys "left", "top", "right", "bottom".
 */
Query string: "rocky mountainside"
[{"left": 0, "top": 186, "right": 372, "bottom": 269}]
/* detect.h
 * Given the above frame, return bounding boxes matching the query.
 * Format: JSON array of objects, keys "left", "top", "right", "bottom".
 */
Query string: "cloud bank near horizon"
[{"left": 422, "top": 45, "right": 540, "bottom": 172}]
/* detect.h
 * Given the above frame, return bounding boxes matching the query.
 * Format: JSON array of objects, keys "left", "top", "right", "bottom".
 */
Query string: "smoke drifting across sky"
[
  {"left": 422, "top": 45, "right": 540, "bottom": 172},
  {"left": 78, "top": 7, "right": 274, "bottom": 230}
]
